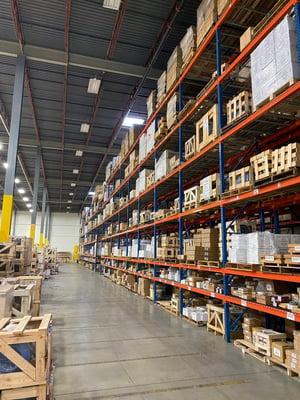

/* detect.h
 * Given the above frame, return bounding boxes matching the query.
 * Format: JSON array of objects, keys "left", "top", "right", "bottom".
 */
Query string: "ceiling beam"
[
  {"left": 0, "top": 40, "right": 162, "bottom": 80},
  {"left": 0, "top": 136, "right": 119, "bottom": 156}
]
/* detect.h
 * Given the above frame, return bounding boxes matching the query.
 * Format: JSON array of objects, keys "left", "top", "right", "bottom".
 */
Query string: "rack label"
[
  {"left": 287, "top": 312, "right": 295, "bottom": 321},
  {"left": 188, "top": 286, "right": 192, "bottom": 291},
  {"left": 211, "top": 292, "right": 215, "bottom": 298},
  {"left": 241, "top": 300, "right": 247, "bottom": 307},
  {"left": 253, "top": 189, "right": 259, "bottom": 195}
]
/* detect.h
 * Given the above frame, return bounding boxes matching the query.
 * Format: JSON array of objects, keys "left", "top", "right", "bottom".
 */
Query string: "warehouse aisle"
[{"left": 41, "top": 264, "right": 300, "bottom": 400}]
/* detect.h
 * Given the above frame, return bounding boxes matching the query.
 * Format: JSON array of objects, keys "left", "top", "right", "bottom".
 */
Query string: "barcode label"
[
  {"left": 241, "top": 300, "right": 247, "bottom": 307},
  {"left": 287, "top": 312, "right": 295, "bottom": 321}
]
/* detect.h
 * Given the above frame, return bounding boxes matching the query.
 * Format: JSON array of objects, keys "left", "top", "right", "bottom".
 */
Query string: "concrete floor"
[{"left": 41, "top": 263, "right": 300, "bottom": 400}]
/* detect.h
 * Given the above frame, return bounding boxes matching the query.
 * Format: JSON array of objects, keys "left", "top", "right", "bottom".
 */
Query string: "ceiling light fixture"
[
  {"left": 23, "top": 197, "right": 29, "bottom": 202},
  {"left": 80, "top": 123, "right": 90, "bottom": 133},
  {"left": 68, "top": 200, "right": 72, "bottom": 203},
  {"left": 69, "top": 192, "right": 74, "bottom": 196},
  {"left": 26, "top": 203, "right": 32, "bottom": 208},
  {"left": 0, "top": 142, "right": 3, "bottom": 150},
  {"left": 15, "top": 178, "right": 20, "bottom": 184},
  {"left": 87, "top": 78, "right": 101, "bottom": 94},
  {"left": 88, "top": 191, "right": 95, "bottom": 196},
  {"left": 122, "top": 117, "right": 144, "bottom": 128},
  {"left": 18, "top": 188, "right": 25, "bottom": 194},
  {"left": 3, "top": 162, "right": 8, "bottom": 169},
  {"left": 75, "top": 150, "right": 83, "bottom": 157},
  {"left": 73, "top": 169, "right": 79, "bottom": 174},
  {"left": 70, "top": 183, "right": 76, "bottom": 187},
  {"left": 103, "top": 0, "right": 121, "bottom": 11},
  {"left": 29, "top": 209, "right": 33, "bottom": 213},
  {"left": 67, "top": 206, "right": 71, "bottom": 209}
]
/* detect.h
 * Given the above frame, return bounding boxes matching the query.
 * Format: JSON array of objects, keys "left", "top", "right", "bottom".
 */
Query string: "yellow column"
[
  {"left": 30, "top": 224, "right": 36, "bottom": 242},
  {"left": 0, "top": 195, "right": 14, "bottom": 242},
  {"left": 39, "top": 233, "right": 44, "bottom": 247}
]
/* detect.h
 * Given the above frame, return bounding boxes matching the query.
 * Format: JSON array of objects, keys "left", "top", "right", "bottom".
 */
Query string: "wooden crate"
[
  {"left": 157, "top": 247, "right": 177, "bottom": 260},
  {"left": 0, "top": 314, "right": 53, "bottom": 390},
  {"left": 0, "top": 260, "right": 14, "bottom": 277},
  {"left": 272, "top": 143, "right": 300, "bottom": 175},
  {"left": 0, "top": 382, "right": 54, "bottom": 400},
  {"left": 0, "top": 242, "right": 16, "bottom": 260},
  {"left": 146, "top": 170, "right": 155, "bottom": 188},
  {"left": 196, "top": 0, "right": 218, "bottom": 48},
  {"left": 250, "top": 150, "right": 273, "bottom": 181},
  {"left": 185, "top": 135, "right": 196, "bottom": 160},
  {"left": 170, "top": 154, "right": 179, "bottom": 170},
  {"left": 227, "top": 91, "right": 252, "bottom": 124},
  {"left": 161, "top": 236, "right": 178, "bottom": 248},
  {"left": 0, "top": 285, "right": 14, "bottom": 318},
  {"left": 184, "top": 185, "right": 201, "bottom": 208},
  {"left": 207, "top": 304, "right": 243, "bottom": 338},
  {"left": 154, "top": 209, "right": 169, "bottom": 221},
  {"left": 228, "top": 166, "right": 253, "bottom": 191},
  {"left": 240, "top": 26, "right": 254, "bottom": 51},
  {"left": 196, "top": 104, "right": 218, "bottom": 151},
  {"left": 199, "top": 173, "right": 220, "bottom": 202},
  {"left": 12, "top": 284, "right": 35, "bottom": 318},
  {"left": 19, "top": 276, "right": 43, "bottom": 317}
]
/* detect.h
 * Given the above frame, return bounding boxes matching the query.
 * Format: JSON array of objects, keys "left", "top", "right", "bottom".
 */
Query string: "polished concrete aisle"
[{"left": 41, "top": 263, "right": 300, "bottom": 400}]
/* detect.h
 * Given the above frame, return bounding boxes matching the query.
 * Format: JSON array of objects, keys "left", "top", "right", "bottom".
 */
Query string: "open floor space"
[{"left": 41, "top": 264, "right": 300, "bottom": 400}]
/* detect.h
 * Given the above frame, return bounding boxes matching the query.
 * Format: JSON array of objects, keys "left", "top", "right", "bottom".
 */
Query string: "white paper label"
[
  {"left": 292, "top": 257, "right": 300, "bottom": 263},
  {"left": 274, "top": 348, "right": 281, "bottom": 357},
  {"left": 188, "top": 286, "right": 192, "bottom": 291},
  {"left": 287, "top": 312, "right": 295, "bottom": 321},
  {"left": 295, "top": 246, "right": 300, "bottom": 251},
  {"left": 241, "top": 300, "right": 247, "bottom": 307},
  {"left": 265, "top": 256, "right": 275, "bottom": 261},
  {"left": 172, "top": 282, "right": 175, "bottom": 286},
  {"left": 211, "top": 292, "right": 215, "bottom": 298},
  {"left": 253, "top": 189, "right": 259, "bottom": 195}
]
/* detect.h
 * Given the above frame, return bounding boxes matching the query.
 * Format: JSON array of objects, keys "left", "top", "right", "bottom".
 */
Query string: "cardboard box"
[{"left": 272, "top": 341, "right": 293, "bottom": 363}]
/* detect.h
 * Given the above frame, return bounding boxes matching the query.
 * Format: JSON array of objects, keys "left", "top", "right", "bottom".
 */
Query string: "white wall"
[{"left": 9, "top": 211, "right": 80, "bottom": 253}]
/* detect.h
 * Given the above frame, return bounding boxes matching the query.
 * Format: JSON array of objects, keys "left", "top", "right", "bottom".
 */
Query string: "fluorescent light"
[
  {"left": 3, "top": 162, "right": 8, "bottom": 169},
  {"left": 15, "top": 177, "right": 20, "bottom": 184},
  {"left": 87, "top": 78, "right": 101, "bottom": 94},
  {"left": 88, "top": 191, "right": 95, "bottom": 196},
  {"left": 29, "top": 209, "right": 33, "bottom": 213},
  {"left": 23, "top": 197, "right": 29, "bottom": 202},
  {"left": 70, "top": 183, "right": 76, "bottom": 187},
  {"left": 26, "top": 203, "right": 32, "bottom": 208},
  {"left": 103, "top": 0, "right": 121, "bottom": 10},
  {"left": 68, "top": 200, "right": 72, "bottom": 203},
  {"left": 0, "top": 142, "right": 3, "bottom": 150},
  {"left": 18, "top": 188, "right": 25, "bottom": 194},
  {"left": 67, "top": 206, "right": 71, "bottom": 209},
  {"left": 73, "top": 169, "right": 79, "bottom": 174},
  {"left": 122, "top": 117, "right": 144, "bottom": 127},
  {"left": 75, "top": 150, "right": 83, "bottom": 157},
  {"left": 80, "top": 123, "right": 90, "bottom": 133},
  {"left": 69, "top": 192, "right": 74, "bottom": 196}
]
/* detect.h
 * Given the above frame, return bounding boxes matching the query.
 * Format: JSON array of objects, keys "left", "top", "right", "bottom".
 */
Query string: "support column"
[
  {"left": 44, "top": 207, "right": 49, "bottom": 245},
  {"left": 30, "top": 147, "right": 41, "bottom": 242},
  {"left": 46, "top": 207, "right": 51, "bottom": 245},
  {"left": 0, "top": 55, "right": 26, "bottom": 242},
  {"left": 39, "top": 186, "right": 47, "bottom": 246}
]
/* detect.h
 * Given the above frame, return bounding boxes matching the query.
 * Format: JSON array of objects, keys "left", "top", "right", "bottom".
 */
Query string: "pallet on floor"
[{"left": 181, "top": 315, "right": 206, "bottom": 327}]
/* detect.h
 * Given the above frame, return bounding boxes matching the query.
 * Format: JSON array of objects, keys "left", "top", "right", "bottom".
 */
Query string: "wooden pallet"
[
  {"left": 0, "top": 314, "right": 53, "bottom": 390},
  {"left": 156, "top": 300, "right": 180, "bottom": 316},
  {"left": 226, "top": 262, "right": 260, "bottom": 272},
  {"left": 221, "top": 185, "right": 253, "bottom": 199},
  {"left": 227, "top": 91, "right": 252, "bottom": 125},
  {"left": 181, "top": 315, "right": 206, "bottom": 327},
  {"left": 185, "top": 135, "right": 196, "bottom": 160},
  {"left": 0, "top": 382, "right": 54, "bottom": 400},
  {"left": 267, "top": 356, "right": 300, "bottom": 377},
  {"left": 183, "top": 202, "right": 200, "bottom": 211},
  {"left": 197, "top": 260, "right": 220, "bottom": 267},
  {"left": 253, "top": 78, "right": 297, "bottom": 112},
  {"left": 254, "top": 167, "right": 300, "bottom": 187},
  {"left": 234, "top": 339, "right": 268, "bottom": 362}
]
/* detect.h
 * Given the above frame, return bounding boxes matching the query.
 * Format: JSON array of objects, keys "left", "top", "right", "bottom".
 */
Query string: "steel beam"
[
  {"left": 0, "top": 40, "right": 162, "bottom": 80},
  {"left": 0, "top": 136, "right": 119, "bottom": 156},
  {"left": 30, "top": 147, "right": 41, "bottom": 242},
  {"left": 0, "top": 55, "right": 25, "bottom": 242}
]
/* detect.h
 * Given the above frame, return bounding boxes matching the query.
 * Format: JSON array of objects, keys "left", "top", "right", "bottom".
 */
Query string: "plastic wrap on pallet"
[
  {"left": 137, "top": 169, "right": 153, "bottom": 194},
  {"left": 251, "top": 16, "right": 300, "bottom": 108},
  {"left": 157, "top": 70, "right": 166, "bottom": 101},
  {"left": 146, "top": 120, "right": 156, "bottom": 151},
  {"left": 180, "top": 26, "right": 196, "bottom": 64},
  {"left": 139, "top": 133, "right": 147, "bottom": 163},
  {"left": 155, "top": 150, "right": 177, "bottom": 182},
  {"left": 105, "top": 160, "right": 113, "bottom": 181}
]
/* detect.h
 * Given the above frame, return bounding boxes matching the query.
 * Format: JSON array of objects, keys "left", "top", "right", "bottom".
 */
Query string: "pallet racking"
[{"left": 79, "top": 0, "right": 300, "bottom": 343}]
